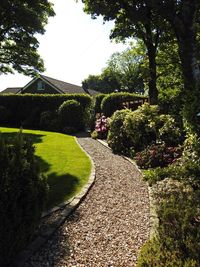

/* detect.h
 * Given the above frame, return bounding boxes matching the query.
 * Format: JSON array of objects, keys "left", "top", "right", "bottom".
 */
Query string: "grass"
[{"left": 0, "top": 127, "right": 91, "bottom": 209}]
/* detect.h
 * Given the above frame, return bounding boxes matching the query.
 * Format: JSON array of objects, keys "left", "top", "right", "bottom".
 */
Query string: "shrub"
[
  {"left": 135, "top": 143, "right": 182, "bottom": 169},
  {"left": 39, "top": 110, "right": 59, "bottom": 131},
  {"left": 158, "top": 114, "right": 184, "bottom": 146},
  {"left": 93, "top": 93, "right": 106, "bottom": 114},
  {"left": 101, "top": 92, "right": 147, "bottom": 117},
  {"left": 0, "top": 105, "right": 10, "bottom": 125},
  {"left": 107, "top": 109, "right": 132, "bottom": 154},
  {"left": 0, "top": 131, "right": 48, "bottom": 266},
  {"left": 124, "top": 108, "right": 157, "bottom": 151},
  {"left": 0, "top": 94, "right": 91, "bottom": 129},
  {"left": 58, "top": 99, "right": 84, "bottom": 132},
  {"left": 138, "top": 181, "right": 200, "bottom": 266}
]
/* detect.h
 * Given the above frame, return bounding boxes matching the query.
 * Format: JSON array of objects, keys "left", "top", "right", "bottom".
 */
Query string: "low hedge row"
[
  {"left": 101, "top": 92, "right": 148, "bottom": 117},
  {"left": 0, "top": 94, "right": 91, "bottom": 130}
]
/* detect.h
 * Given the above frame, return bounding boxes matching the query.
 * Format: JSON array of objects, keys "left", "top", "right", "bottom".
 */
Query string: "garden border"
[
  {"left": 14, "top": 136, "right": 96, "bottom": 267},
  {"left": 97, "top": 139, "right": 158, "bottom": 238}
]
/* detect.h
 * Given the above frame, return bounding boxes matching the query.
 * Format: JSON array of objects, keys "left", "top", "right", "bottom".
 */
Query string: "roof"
[
  {"left": 40, "top": 75, "right": 86, "bottom": 94},
  {"left": 1, "top": 75, "right": 100, "bottom": 96},
  {"left": 0, "top": 87, "right": 22, "bottom": 94}
]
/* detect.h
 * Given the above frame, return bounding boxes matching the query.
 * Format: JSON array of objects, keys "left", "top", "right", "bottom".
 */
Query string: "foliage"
[
  {"left": 0, "top": 94, "right": 91, "bottom": 130},
  {"left": 101, "top": 92, "right": 147, "bottom": 117},
  {"left": 0, "top": 131, "right": 47, "bottom": 266},
  {"left": 143, "top": 133, "right": 200, "bottom": 189},
  {"left": 158, "top": 114, "right": 184, "bottom": 146},
  {"left": 107, "top": 109, "right": 132, "bottom": 155},
  {"left": 58, "top": 100, "right": 84, "bottom": 132},
  {"left": 124, "top": 107, "right": 157, "bottom": 152},
  {"left": 93, "top": 93, "right": 106, "bottom": 114},
  {"left": 39, "top": 110, "right": 59, "bottom": 131},
  {"left": 0, "top": 105, "right": 10, "bottom": 125},
  {"left": 135, "top": 143, "right": 182, "bottom": 169},
  {"left": 82, "top": 72, "right": 121, "bottom": 94},
  {"left": 138, "top": 180, "right": 200, "bottom": 266},
  {"left": 0, "top": 0, "right": 55, "bottom": 75},
  {"left": 91, "top": 130, "right": 98, "bottom": 139}
]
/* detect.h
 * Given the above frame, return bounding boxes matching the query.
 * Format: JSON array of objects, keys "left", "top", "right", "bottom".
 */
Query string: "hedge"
[
  {"left": 0, "top": 94, "right": 92, "bottom": 129},
  {"left": 93, "top": 93, "right": 106, "bottom": 114},
  {"left": 101, "top": 92, "right": 148, "bottom": 117}
]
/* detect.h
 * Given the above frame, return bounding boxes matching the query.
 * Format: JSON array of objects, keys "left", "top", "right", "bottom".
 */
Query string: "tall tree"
[
  {"left": 0, "top": 0, "right": 55, "bottom": 75},
  {"left": 81, "top": 0, "right": 162, "bottom": 104},
  {"left": 82, "top": 43, "right": 145, "bottom": 94},
  {"left": 151, "top": 0, "right": 200, "bottom": 131}
]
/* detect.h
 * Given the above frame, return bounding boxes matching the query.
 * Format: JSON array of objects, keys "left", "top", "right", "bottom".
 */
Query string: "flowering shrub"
[
  {"left": 135, "top": 143, "right": 182, "bottom": 169},
  {"left": 93, "top": 115, "right": 109, "bottom": 139}
]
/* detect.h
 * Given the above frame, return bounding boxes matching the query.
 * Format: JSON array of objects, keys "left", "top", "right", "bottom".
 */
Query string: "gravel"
[{"left": 24, "top": 137, "right": 150, "bottom": 267}]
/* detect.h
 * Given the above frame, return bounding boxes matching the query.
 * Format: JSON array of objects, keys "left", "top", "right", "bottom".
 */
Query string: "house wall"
[{"left": 21, "top": 79, "right": 60, "bottom": 94}]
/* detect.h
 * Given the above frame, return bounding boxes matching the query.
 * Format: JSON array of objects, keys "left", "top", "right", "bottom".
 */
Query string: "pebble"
[{"left": 24, "top": 138, "right": 150, "bottom": 267}]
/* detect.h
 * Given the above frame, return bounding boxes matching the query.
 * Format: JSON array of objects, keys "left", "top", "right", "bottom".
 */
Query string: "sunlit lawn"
[{"left": 0, "top": 127, "right": 91, "bottom": 209}]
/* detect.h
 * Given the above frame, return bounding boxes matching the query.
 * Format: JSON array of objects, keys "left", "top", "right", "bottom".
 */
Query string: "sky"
[{"left": 0, "top": 0, "right": 128, "bottom": 91}]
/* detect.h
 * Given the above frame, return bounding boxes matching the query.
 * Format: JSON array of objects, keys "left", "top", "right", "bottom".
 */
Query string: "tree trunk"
[
  {"left": 146, "top": 43, "right": 158, "bottom": 105},
  {"left": 173, "top": 9, "right": 200, "bottom": 132}
]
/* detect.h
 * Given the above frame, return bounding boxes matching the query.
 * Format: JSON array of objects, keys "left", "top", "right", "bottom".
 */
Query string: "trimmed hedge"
[
  {"left": 0, "top": 94, "right": 91, "bottom": 130},
  {"left": 93, "top": 93, "right": 106, "bottom": 114},
  {"left": 101, "top": 92, "right": 147, "bottom": 117}
]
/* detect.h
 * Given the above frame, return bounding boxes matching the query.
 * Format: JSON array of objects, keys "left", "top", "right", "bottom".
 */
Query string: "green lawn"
[{"left": 0, "top": 127, "right": 91, "bottom": 209}]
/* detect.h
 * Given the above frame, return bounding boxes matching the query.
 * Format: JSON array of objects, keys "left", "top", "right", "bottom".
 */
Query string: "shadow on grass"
[
  {"left": 46, "top": 173, "right": 80, "bottom": 210},
  {"left": 0, "top": 132, "right": 45, "bottom": 145}
]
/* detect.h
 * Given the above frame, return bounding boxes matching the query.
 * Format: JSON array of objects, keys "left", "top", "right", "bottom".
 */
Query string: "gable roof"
[
  {"left": 0, "top": 87, "right": 22, "bottom": 94},
  {"left": 40, "top": 75, "right": 85, "bottom": 94},
  {"left": 1, "top": 74, "right": 100, "bottom": 96}
]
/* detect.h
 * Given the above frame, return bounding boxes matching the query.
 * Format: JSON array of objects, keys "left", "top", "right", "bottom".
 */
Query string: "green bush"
[
  {"left": 101, "top": 92, "right": 147, "bottom": 117},
  {"left": 0, "top": 132, "right": 48, "bottom": 266},
  {"left": 138, "top": 182, "right": 200, "bottom": 266},
  {"left": 107, "top": 104, "right": 157, "bottom": 155},
  {"left": 124, "top": 108, "right": 157, "bottom": 151},
  {"left": 107, "top": 109, "right": 132, "bottom": 154},
  {"left": 0, "top": 94, "right": 91, "bottom": 129},
  {"left": 93, "top": 93, "right": 106, "bottom": 114},
  {"left": 58, "top": 99, "right": 84, "bottom": 132},
  {"left": 39, "top": 110, "right": 59, "bottom": 131},
  {"left": 158, "top": 114, "right": 184, "bottom": 146}
]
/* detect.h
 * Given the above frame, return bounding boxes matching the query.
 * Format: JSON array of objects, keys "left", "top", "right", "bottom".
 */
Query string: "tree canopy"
[
  {"left": 82, "top": 43, "right": 145, "bottom": 94},
  {"left": 81, "top": 0, "right": 200, "bottom": 132},
  {"left": 0, "top": 0, "right": 55, "bottom": 75}
]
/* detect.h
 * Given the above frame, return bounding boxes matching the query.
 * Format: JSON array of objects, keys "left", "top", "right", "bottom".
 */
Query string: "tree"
[
  {"left": 151, "top": 0, "right": 200, "bottom": 132},
  {"left": 82, "top": 42, "right": 145, "bottom": 94},
  {"left": 82, "top": 72, "right": 121, "bottom": 94},
  {"left": 0, "top": 0, "right": 55, "bottom": 75},
  {"left": 81, "top": 0, "right": 163, "bottom": 104}
]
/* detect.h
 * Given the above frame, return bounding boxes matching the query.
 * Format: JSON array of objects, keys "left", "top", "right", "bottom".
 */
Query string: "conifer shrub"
[{"left": 0, "top": 132, "right": 48, "bottom": 266}]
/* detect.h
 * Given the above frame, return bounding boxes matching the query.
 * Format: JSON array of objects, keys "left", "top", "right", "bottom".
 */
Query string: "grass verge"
[{"left": 0, "top": 127, "right": 91, "bottom": 209}]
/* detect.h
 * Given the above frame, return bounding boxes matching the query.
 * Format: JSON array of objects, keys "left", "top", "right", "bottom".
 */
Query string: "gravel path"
[{"left": 25, "top": 137, "right": 150, "bottom": 267}]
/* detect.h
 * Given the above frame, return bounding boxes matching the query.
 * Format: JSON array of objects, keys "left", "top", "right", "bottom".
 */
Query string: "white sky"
[{"left": 0, "top": 0, "right": 128, "bottom": 91}]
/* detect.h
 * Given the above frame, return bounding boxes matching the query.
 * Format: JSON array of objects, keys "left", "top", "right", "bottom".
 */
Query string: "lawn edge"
[{"left": 14, "top": 136, "right": 96, "bottom": 267}]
